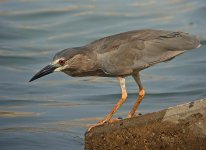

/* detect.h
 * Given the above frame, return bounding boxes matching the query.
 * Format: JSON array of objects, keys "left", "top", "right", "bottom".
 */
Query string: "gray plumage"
[
  {"left": 30, "top": 29, "right": 200, "bottom": 130},
  {"left": 53, "top": 29, "right": 200, "bottom": 77}
]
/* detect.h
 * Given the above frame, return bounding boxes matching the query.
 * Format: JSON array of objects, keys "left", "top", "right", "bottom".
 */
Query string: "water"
[{"left": 0, "top": 0, "right": 206, "bottom": 149}]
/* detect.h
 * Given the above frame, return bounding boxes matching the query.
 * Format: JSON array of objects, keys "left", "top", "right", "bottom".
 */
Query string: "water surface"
[{"left": 0, "top": 0, "right": 206, "bottom": 149}]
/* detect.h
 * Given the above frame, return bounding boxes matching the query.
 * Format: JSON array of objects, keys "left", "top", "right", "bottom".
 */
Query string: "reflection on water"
[
  {"left": 0, "top": 111, "right": 40, "bottom": 117},
  {"left": 0, "top": 0, "right": 206, "bottom": 149}
]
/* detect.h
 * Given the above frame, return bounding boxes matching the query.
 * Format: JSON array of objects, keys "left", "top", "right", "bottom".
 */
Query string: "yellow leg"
[
  {"left": 128, "top": 72, "right": 145, "bottom": 118},
  {"left": 88, "top": 77, "right": 127, "bottom": 131},
  {"left": 128, "top": 89, "right": 145, "bottom": 118}
]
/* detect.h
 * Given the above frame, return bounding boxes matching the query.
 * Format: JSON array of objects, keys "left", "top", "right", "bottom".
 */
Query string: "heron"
[{"left": 29, "top": 29, "right": 201, "bottom": 130}]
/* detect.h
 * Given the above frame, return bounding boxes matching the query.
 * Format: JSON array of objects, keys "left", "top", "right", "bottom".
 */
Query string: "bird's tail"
[
  {"left": 173, "top": 32, "right": 201, "bottom": 50},
  {"left": 196, "top": 43, "right": 202, "bottom": 48},
  {"left": 156, "top": 31, "right": 201, "bottom": 51}
]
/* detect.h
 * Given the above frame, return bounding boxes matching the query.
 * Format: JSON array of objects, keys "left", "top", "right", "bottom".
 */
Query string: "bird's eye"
[{"left": 59, "top": 59, "right": 65, "bottom": 66}]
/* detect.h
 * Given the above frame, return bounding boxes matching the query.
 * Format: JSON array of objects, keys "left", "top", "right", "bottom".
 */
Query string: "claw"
[
  {"left": 87, "top": 120, "right": 107, "bottom": 132},
  {"left": 87, "top": 118, "right": 122, "bottom": 132},
  {"left": 127, "top": 113, "right": 141, "bottom": 118}
]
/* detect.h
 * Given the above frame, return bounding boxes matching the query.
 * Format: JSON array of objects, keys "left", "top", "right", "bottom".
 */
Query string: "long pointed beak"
[{"left": 29, "top": 65, "right": 57, "bottom": 82}]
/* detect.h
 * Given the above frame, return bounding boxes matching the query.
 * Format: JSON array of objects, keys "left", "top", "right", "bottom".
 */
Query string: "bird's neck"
[{"left": 63, "top": 51, "right": 100, "bottom": 77}]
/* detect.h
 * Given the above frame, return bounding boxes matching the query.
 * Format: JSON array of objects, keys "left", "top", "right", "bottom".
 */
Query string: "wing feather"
[{"left": 88, "top": 29, "right": 200, "bottom": 75}]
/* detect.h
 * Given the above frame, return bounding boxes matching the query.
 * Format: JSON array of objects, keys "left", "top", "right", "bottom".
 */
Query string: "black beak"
[{"left": 29, "top": 65, "right": 57, "bottom": 82}]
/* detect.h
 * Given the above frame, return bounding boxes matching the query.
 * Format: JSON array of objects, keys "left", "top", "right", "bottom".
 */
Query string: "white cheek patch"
[
  {"left": 51, "top": 59, "right": 61, "bottom": 65},
  {"left": 52, "top": 58, "right": 68, "bottom": 72},
  {"left": 54, "top": 67, "right": 62, "bottom": 72},
  {"left": 54, "top": 64, "right": 69, "bottom": 72}
]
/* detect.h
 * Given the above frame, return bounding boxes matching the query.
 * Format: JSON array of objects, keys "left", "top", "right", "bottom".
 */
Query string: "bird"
[{"left": 29, "top": 29, "right": 201, "bottom": 130}]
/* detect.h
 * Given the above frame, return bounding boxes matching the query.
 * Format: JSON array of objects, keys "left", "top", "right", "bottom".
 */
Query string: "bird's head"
[
  {"left": 29, "top": 56, "right": 68, "bottom": 82},
  {"left": 29, "top": 47, "right": 93, "bottom": 82}
]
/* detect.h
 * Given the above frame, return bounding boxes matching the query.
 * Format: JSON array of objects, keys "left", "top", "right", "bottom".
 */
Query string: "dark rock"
[{"left": 85, "top": 98, "right": 206, "bottom": 150}]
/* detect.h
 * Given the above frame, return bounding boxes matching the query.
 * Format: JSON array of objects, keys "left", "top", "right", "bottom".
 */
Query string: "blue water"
[{"left": 0, "top": 0, "right": 206, "bottom": 149}]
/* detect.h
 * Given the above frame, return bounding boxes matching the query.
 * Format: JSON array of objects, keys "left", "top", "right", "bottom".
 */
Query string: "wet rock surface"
[{"left": 85, "top": 99, "right": 206, "bottom": 150}]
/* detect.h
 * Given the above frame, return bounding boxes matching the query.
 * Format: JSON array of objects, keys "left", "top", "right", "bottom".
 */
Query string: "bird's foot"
[
  {"left": 87, "top": 119, "right": 108, "bottom": 132},
  {"left": 108, "top": 117, "right": 122, "bottom": 123},
  {"left": 127, "top": 113, "right": 136, "bottom": 118},
  {"left": 87, "top": 118, "right": 122, "bottom": 132},
  {"left": 127, "top": 113, "right": 142, "bottom": 118}
]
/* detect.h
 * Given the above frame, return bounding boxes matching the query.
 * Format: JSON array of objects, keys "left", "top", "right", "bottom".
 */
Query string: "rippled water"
[{"left": 0, "top": 0, "right": 206, "bottom": 149}]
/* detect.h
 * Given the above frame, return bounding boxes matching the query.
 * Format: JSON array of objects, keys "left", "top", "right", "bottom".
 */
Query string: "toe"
[
  {"left": 127, "top": 114, "right": 132, "bottom": 118},
  {"left": 87, "top": 120, "right": 108, "bottom": 132},
  {"left": 108, "top": 118, "right": 121, "bottom": 123},
  {"left": 127, "top": 113, "right": 138, "bottom": 118}
]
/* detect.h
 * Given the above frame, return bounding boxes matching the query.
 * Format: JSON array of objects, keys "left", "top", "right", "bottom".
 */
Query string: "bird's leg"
[
  {"left": 88, "top": 77, "right": 127, "bottom": 131},
  {"left": 101, "top": 77, "right": 127, "bottom": 123},
  {"left": 128, "top": 72, "right": 145, "bottom": 118}
]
